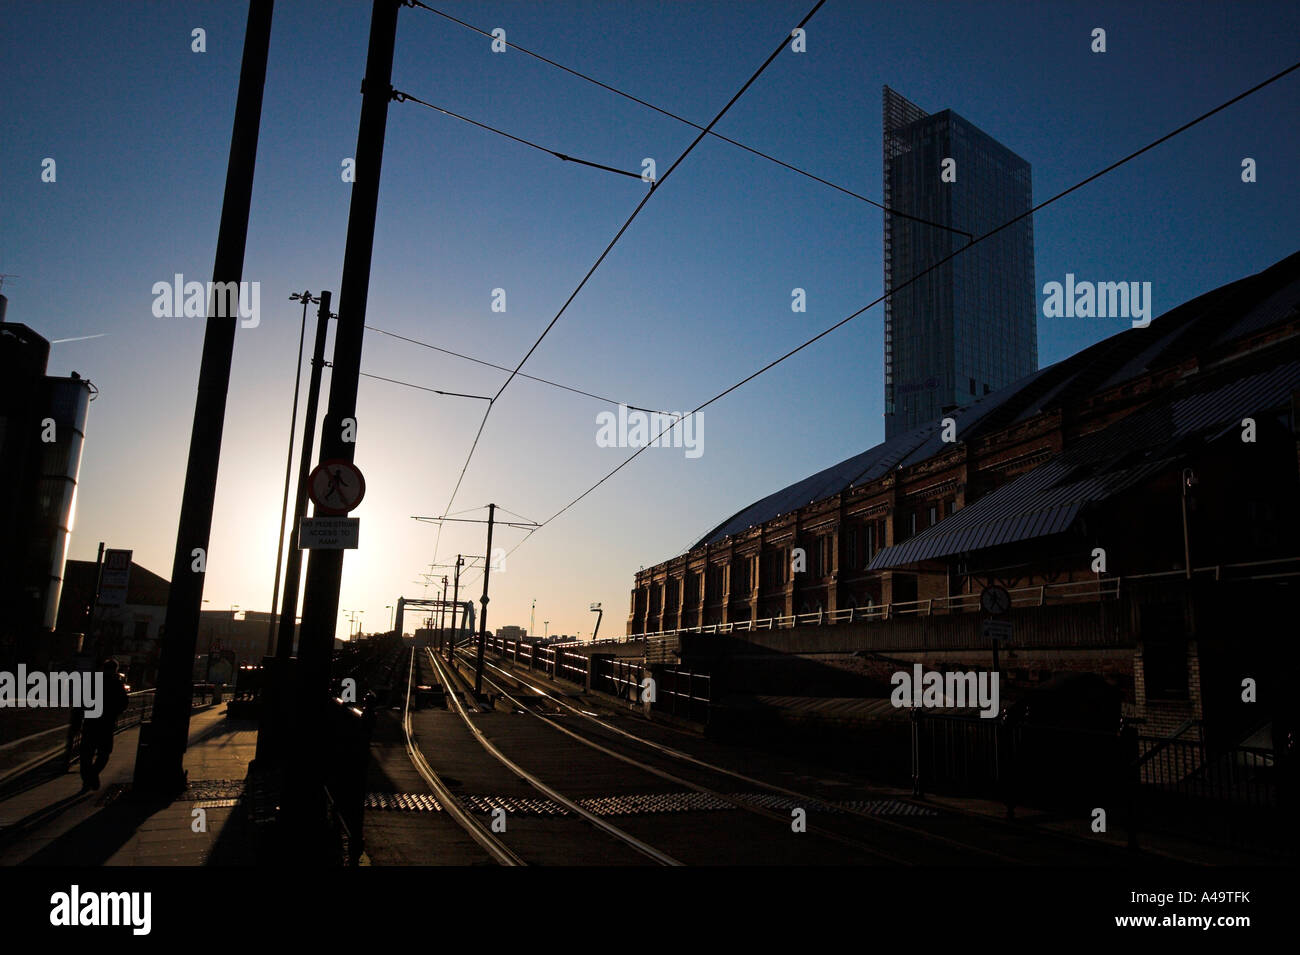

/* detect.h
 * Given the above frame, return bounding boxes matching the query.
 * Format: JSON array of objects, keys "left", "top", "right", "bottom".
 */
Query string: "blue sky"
[{"left": 2, "top": 0, "right": 1297, "bottom": 640}]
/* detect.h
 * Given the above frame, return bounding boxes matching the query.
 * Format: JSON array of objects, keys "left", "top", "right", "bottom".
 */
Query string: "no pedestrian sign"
[
  {"left": 307, "top": 459, "right": 366, "bottom": 515},
  {"left": 299, "top": 517, "right": 360, "bottom": 549}
]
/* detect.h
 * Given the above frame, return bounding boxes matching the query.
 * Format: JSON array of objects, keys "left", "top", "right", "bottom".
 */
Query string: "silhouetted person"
[{"left": 79, "top": 659, "right": 129, "bottom": 792}]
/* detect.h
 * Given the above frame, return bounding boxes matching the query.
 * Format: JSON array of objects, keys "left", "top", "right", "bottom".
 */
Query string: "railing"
[
  {"left": 654, "top": 667, "right": 710, "bottom": 723},
  {"left": 631, "top": 578, "right": 1123, "bottom": 639},
  {"left": 629, "top": 556, "right": 1300, "bottom": 639},
  {"left": 483, "top": 641, "right": 712, "bottom": 724},
  {"left": 593, "top": 658, "right": 644, "bottom": 701},
  {"left": 1135, "top": 733, "right": 1276, "bottom": 807},
  {"left": 910, "top": 710, "right": 1290, "bottom": 855},
  {"left": 558, "top": 650, "right": 589, "bottom": 685}
]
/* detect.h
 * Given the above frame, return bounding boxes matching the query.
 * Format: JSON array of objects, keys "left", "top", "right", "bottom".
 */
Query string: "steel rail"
[
  {"left": 402, "top": 649, "right": 525, "bottom": 866},
  {"left": 427, "top": 649, "right": 681, "bottom": 866}
]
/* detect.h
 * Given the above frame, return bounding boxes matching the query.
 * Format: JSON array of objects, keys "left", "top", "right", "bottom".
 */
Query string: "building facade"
[
  {"left": 629, "top": 253, "right": 1300, "bottom": 736},
  {"left": 883, "top": 86, "right": 1037, "bottom": 437}
]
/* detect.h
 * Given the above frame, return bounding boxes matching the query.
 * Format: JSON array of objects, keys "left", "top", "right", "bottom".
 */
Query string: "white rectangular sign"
[
  {"left": 982, "top": 619, "right": 1012, "bottom": 641},
  {"left": 99, "top": 548, "right": 133, "bottom": 606},
  {"left": 299, "top": 517, "right": 360, "bottom": 549}
]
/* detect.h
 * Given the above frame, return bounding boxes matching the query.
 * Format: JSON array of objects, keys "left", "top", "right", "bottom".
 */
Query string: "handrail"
[{"left": 627, "top": 558, "right": 1300, "bottom": 639}]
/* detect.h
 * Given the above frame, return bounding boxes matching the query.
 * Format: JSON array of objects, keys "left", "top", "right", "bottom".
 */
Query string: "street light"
[
  {"left": 1181, "top": 467, "right": 1198, "bottom": 579},
  {"left": 386, "top": 604, "right": 394, "bottom": 632},
  {"left": 544, "top": 620, "right": 549, "bottom": 639}
]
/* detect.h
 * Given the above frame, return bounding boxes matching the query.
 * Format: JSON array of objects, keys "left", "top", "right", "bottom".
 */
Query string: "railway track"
[
  {"left": 453, "top": 646, "right": 1148, "bottom": 866},
  {"left": 444, "top": 647, "right": 920, "bottom": 864},
  {"left": 390, "top": 643, "right": 1144, "bottom": 865},
  {"left": 421, "top": 646, "right": 682, "bottom": 865}
]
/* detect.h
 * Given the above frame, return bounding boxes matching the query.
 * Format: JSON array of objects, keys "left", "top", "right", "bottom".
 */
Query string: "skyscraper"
[{"left": 882, "top": 86, "right": 1037, "bottom": 438}]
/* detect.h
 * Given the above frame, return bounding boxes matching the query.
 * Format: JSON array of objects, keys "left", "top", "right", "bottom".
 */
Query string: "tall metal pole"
[
  {"left": 86, "top": 541, "right": 105, "bottom": 651},
  {"left": 290, "top": 0, "right": 401, "bottom": 811},
  {"left": 450, "top": 555, "right": 462, "bottom": 662},
  {"left": 276, "top": 291, "right": 332, "bottom": 660},
  {"left": 135, "top": 0, "right": 274, "bottom": 792},
  {"left": 267, "top": 291, "right": 316, "bottom": 655},
  {"left": 475, "top": 505, "right": 495, "bottom": 695},
  {"left": 438, "top": 577, "right": 447, "bottom": 651},
  {"left": 1181, "top": 467, "right": 1196, "bottom": 580}
]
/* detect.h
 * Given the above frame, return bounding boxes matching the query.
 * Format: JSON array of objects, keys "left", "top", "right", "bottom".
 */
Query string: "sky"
[{"left": 2, "top": 0, "right": 1297, "bottom": 642}]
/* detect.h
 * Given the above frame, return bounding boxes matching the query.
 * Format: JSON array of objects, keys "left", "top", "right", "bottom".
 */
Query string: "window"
[
  {"left": 928, "top": 504, "right": 938, "bottom": 527},
  {"left": 946, "top": 499, "right": 956, "bottom": 517},
  {"left": 908, "top": 512, "right": 918, "bottom": 537},
  {"left": 1142, "top": 603, "right": 1189, "bottom": 701},
  {"left": 969, "top": 377, "right": 976, "bottom": 395}
]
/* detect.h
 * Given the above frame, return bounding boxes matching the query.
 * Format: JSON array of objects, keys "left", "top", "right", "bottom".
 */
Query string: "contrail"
[{"left": 50, "top": 333, "right": 108, "bottom": 344}]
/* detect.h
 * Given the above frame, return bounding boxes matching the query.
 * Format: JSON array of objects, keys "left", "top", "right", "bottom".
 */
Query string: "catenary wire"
[
  {"left": 403, "top": 0, "right": 971, "bottom": 241},
  {"left": 394, "top": 90, "right": 644, "bottom": 180},
  {"left": 429, "top": 0, "right": 828, "bottom": 567},
  {"left": 366, "top": 324, "right": 674, "bottom": 414},
  {"left": 463, "top": 56, "right": 1300, "bottom": 580}
]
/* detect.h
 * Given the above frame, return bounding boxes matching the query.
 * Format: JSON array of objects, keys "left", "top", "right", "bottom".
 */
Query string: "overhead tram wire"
[
  {"left": 461, "top": 55, "right": 1300, "bottom": 574},
  {"left": 404, "top": 0, "right": 971, "bottom": 242},
  {"left": 429, "top": 0, "right": 828, "bottom": 567},
  {"left": 393, "top": 91, "right": 643, "bottom": 180},
  {"left": 365, "top": 324, "right": 676, "bottom": 414},
  {"left": 358, "top": 371, "right": 492, "bottom": 400}
]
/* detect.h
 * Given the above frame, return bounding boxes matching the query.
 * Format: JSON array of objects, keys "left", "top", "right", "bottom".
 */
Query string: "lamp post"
[
  {"left": 386, "top": 604, "right": 394, "bottom": 632},
  {"left": 1181, "top": 467, "right": 1197, "bottom": 579}
]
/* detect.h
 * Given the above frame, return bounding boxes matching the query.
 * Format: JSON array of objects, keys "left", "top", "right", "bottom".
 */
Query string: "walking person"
[{"left": 79, "top": 659, "right": 129, "bottom": 792}]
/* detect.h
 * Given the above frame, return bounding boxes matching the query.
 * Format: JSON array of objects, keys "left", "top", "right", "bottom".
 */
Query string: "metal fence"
[
  {"left": 654, "top": 667, "right": 711, "bottom": 723},
  {"left": 484, "top": 638, "right": 713, "bottom": 723},
  {"left": 910, "top": 711, "right": 1291, "bottom": 856},
  {"left": 593, "top": 658, "right": 644, "bottom": 701}
]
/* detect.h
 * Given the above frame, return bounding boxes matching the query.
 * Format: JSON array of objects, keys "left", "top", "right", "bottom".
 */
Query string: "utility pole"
[
  {"left": 450, "top": 555, "right": 463, "bottom": 661},
  {"left": 135, "top": 0, "right": 275, "bottom": 793},
  {"left": 475, "top": 504, "right": 495, "bottom": 695},
  {"left": 1181, "top": 467, "right": 1197, "bottom": 579},
  {"left": 291, "top": 0, "right": 401, "bottom": 811},
  {"left": 86, "top": 541, "right": 105, "bottom": 652},
  {"left": 530, "top": 598, "right": 535, "bottom": 639},
  {"left": 438, "top": 576, "right": 448, "bottom": 650},
  {"left": 276, "top": 291, "right": 332, "bottom": 660},
  {"left": 267, "top": 290, "right": 318, "bottom": 656}
]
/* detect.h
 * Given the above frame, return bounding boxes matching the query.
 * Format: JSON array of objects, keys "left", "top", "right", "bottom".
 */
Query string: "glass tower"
[{"left": 883, "top": 86, "right": 1037, "bottom": 438}]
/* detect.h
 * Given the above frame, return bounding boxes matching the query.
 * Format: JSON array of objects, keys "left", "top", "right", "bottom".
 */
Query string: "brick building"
[{"left": 628, "top": 252, "right": 1300, "bottom": 740}]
